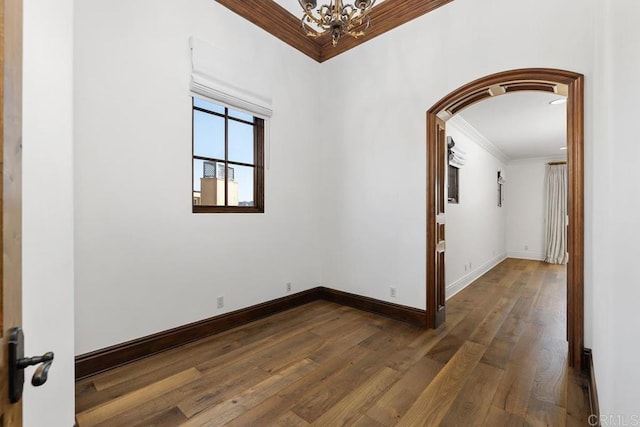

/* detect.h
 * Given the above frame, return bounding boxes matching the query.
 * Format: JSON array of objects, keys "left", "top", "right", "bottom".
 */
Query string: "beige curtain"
[{"left": 544, "top": 164, "right": 568, "bottom": 264}]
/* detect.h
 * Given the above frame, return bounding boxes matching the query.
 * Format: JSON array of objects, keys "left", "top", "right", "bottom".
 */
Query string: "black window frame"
[{"left": 192, "top": 98, "right": 264, "bottom": 214}]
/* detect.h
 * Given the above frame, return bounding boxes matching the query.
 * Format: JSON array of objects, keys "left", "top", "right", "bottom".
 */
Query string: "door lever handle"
[
  {"left": 18, "top": 351, "right": 54, "bottom": 386},
  {"left": 8, "top": 327, "right": 55, "bottom": 403}
]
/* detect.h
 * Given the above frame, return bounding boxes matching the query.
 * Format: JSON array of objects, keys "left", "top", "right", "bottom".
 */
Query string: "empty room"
[{"left": 3, "top": 0, "right": 640, "bottom": 426}]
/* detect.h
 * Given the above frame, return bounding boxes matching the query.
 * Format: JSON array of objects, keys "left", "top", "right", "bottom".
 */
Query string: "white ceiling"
[
  {"left": 276, "top": 0, "right": 387, "bottom": 21},
  {"left": 458, "top": 91, "right": 567, "bottom": 161}
]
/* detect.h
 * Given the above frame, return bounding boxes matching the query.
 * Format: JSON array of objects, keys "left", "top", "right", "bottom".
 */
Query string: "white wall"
[
  {"left": 318, "top": 0, "right": 596, "bottom": 310},
  {"left": 590, "top": 0, "right": 640, "bottom": 417},
  {"left": 444, "top": 117, "right": 506, "bottom": 298},
  {"left": 505, "top": 158, "right": 564, "bottom": 261},
  {"left": 73, "top": 0, "right": 324, "bottom": 354},
  {"left": 22, "top": 0, "right": 75, "bottom": 425}
]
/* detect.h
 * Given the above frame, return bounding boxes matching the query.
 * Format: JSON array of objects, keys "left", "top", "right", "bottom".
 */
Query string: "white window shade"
[
  {"left": 447, "top": 137, "right": 466, "bottom": 169},
  {"left": 190, "top": 37, "right": 273, "bottom": 118}
]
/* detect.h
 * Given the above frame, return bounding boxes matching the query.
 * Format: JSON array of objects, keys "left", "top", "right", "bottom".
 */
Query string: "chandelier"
[{"left": 298, "top": 0, "right": 376, "bottom": 46}]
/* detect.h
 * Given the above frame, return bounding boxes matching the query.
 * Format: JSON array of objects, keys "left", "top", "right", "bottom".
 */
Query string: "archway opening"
[{"left": 425, "top": 68, "right": 584, "bottom": 368}]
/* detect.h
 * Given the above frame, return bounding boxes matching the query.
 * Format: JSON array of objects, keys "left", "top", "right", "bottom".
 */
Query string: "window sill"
[{"left": 192, "top": 206, "right": 264, "bottom": 214}]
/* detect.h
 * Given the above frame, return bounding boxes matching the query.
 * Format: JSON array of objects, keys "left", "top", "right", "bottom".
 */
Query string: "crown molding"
[
  {"left": 447, "top": 115, "right": 510, "bottom": 163},
  {"left": 507, "top": 155, "right": 567, "bottom": 165},
  {"left": 216, "top": 0, "right": 454, "bottom": 63}
]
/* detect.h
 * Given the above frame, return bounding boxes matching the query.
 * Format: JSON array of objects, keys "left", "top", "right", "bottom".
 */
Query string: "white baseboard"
[
  {"left": 446, "top": 252, "right": 507, "bottom": 300},
  {"left": 507, "top": 251, "right": 544, "bottom": 261}
]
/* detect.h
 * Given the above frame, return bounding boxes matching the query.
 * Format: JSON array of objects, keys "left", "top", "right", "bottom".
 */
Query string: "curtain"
[{"left": 544, "top": 164, "right": 568, "bottom": 264}]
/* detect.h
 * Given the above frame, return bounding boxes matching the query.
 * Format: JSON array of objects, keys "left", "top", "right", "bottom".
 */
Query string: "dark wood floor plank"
[
  {"left": 482, "top": 406, "right": 526, "bottom": 427},
  {"left": 352, "top": 414, "right": 386, "bottom": 427},
  {"left": 306, "top": 307, "right": 374, "bottom": 338},
  {"left": 491, "top": 321, "right": 544, "bottom": 416},
  {"left": 427, "top": 266, "right": 521, "bottom": 365},
  {"left": 469, "top": 296, "right": 518, "bottom": 346},
  {"left": 75, "top": 259, "right": 590, "bottom": 427},
  {"left": 424, "top": 297, "right": 497, "bottom": 365},
  {"left": 290, "top": 325, "right": 416, "bottom": 423},
  {"left": 481, "top": 264, "right": 546, "bottom": 370},
  {"left": 440, "top": 362, "right": 504, "bottom": 427},
  {"left": 530, "top": 337, "right": 568, "bottom": 408},
  {"left": 224, "top": 344, "right": 374, "bottom": 426},
  {"left": 182, "top": 358, "right": 319, "bottom": 426},
  {"left": 366, "top": 357, "right": 444, "bottom": 425},
  {"left": 311, "top": 366, "right": 399, "bottom": 425},
  {"left": 271, "top": 411, "right": 310, "bottom": 426},
  {"left": 131, "top": 406, "right": 188, "bottom": 427},
  {"left": 307, "top": 323, "right": 379, "bottom": 364},
  {"left": 177, "top": 333, "right": 322, "bottom": 419},
  {"left": 525, "top": 396, "right": 567, "bottom": 427},
  {"left": 396, "top": 340, "right": 487, "bottom": 426},
  {"left": 94, "top": 363, "right": 272, "bottom": 426},
  {"left": 76, "top": 368, "right": 201, "bottom": 426}
]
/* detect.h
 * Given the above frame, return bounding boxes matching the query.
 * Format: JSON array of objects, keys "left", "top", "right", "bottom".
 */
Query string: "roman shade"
[
  {"left": 190, "top": 37, "right": 273, "bottom": 118},
  {"left": 447, "top": 137, "right": 466, "bottom": 168}
]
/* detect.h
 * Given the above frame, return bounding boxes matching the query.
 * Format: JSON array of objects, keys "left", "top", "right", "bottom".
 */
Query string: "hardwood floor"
[{"left": 75, "top": 259, "right": 591, "bottom": 426}]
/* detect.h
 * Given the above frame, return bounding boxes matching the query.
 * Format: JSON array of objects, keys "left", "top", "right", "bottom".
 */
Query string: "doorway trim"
[{"left": 426, "top": 68, "right": 584, "bottom": 368}]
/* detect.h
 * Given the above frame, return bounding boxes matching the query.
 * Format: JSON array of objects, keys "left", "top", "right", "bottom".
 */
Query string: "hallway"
[{"left": 75, "top": 259, "right": 590, "bottom": 426}]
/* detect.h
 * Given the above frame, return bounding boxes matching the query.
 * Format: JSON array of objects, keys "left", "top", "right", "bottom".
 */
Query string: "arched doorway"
[{"left": 426, "top": 68, "right": 584, "bottom": 368}]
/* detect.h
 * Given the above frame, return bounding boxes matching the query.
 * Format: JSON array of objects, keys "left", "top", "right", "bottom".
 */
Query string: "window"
[
  {"left": 192, "top": 98, "right": 264, "bottom": 213},
  {"left": 448, "top": 165, "right": 459, "bottom": 204}
]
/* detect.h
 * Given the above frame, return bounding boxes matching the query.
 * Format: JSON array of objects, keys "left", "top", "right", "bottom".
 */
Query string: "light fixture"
[
  {"left": 560, "top": 147, "right": 568, "bottom": 150},
  {"left": 549, "top": 98, "right": 567, "bottom": 105},
  {"left": 299, "top": 0, "right": 376, "bottom": 47}
]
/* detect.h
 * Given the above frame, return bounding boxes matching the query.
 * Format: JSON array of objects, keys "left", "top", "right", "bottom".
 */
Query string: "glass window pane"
[
  {"left": 194, "top": 98, "right": 224, "bottom": 115},
  {"left": 228, "top": 108, "right": 254, "bottom": 123},
  {"left": 228, "top": 165, "right": 254, "bottom": 207},
  {"left": 194, "top": 159, "right": 225, "bottom": 206},
  {"left": 228, "top": 120, "right": 254, "bottom": 164},
  {"left": 194, "top": 110, "right": 225, "bottom": 160}
]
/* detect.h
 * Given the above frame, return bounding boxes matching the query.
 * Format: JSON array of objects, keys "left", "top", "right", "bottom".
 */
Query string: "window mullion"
[
  {"left": 253, "top": 119, "right": 258, "bottom": 206},
  {"left": 224, "top": 108, "right": 229, "bottom": 207}
]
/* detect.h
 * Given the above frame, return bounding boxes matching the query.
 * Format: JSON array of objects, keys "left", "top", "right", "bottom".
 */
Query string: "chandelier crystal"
[{"left": 298, "top": 0, "right": 376, "bottom": 47}]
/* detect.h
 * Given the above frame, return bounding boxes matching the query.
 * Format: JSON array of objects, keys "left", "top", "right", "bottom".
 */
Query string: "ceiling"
[
  {"left": 215, "top": 0, "right": 454, "bottom": 62},
  {"left": 458, "top": 91, "right": 567, "bottom": 161}
]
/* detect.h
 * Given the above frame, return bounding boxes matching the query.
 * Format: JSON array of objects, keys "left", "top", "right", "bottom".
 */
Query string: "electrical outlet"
[
  {"left": 525, "top": 245, "right": 529, "bottom": 251},
  {"left": 390, "top": 287, "right": 397, "bottom": 298},
  {"left": 464, "top": 264, "right": 468, "bottom": 272},
  {"left": 217, "top": 296, "right": 224, "bottom": 309},
  {"left": 286, "top": 282, "right": 292, "bottom": 292}
]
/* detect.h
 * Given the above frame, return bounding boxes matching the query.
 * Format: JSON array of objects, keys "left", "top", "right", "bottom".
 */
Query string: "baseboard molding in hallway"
[
  {"left": 446, "top": 253, "right": 507, "bottom": 299},
  {"left": 583, "top": 348, "right": 600, "bottom": 423}
]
